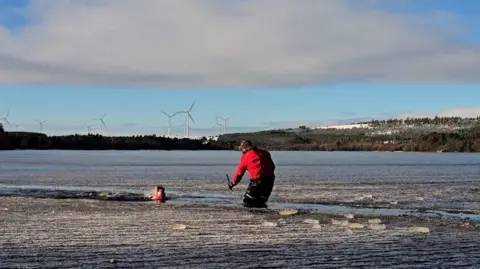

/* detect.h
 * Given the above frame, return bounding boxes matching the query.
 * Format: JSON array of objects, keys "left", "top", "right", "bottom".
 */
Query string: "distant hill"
[{"left": 213, "top": 117, "right": 480, "bottom": 152}]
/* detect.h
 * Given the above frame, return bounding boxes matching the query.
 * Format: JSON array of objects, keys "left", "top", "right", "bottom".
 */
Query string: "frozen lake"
[
  {"left": 1, "top": 150, "right": 479, "bottom": 268},
  {"left": 1, "top": 150, "right": 479, "bottom": 215},
  {"left": 1, "top": 150, "right": 480, "bottom": 186}
]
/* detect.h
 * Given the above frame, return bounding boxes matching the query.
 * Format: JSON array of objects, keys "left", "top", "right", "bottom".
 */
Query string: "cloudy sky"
[{"left": 0, "top": 0, "right": 479, "bottom": 136}]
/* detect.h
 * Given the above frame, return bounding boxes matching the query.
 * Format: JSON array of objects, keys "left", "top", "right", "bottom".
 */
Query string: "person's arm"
[{"left": 232, "top": 155, "right": 247, "bottom": 185}]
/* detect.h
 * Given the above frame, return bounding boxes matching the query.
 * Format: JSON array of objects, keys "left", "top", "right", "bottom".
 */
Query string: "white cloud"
[{"left": 0, "top": 0, "right": 479, "bottom": 88}]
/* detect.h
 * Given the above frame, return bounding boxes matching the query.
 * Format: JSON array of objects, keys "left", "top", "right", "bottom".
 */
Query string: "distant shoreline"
[
  {"left": 1, "top": 148, "right": 478, "bottom": 153},
  {"left": 2, "top": 116, "right": 480, "bottom": 152}
]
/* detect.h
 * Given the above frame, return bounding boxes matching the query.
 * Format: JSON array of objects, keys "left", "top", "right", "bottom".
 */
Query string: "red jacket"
[{"left": 232, "top": 148, "right": 275, "bottom": 185}]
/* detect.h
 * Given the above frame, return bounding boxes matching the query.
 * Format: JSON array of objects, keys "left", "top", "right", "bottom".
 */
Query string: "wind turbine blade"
[
  {"left": 188, "top": 113, "right": 195, "bottom": 124},
  {"left": 101, "top": 120, "right": 107, "bottom": 128},
  {"left": 4, "top": 118, "right": 12, "bottom": 127},
  {"left": 226, "top": 117, "right": 231, "bottom": 120},
  {"left": 188, "top": 101, "right": 196, "bottom": 111},
  {"left": 161, "top": 111, "right": 170, "bottom": 117},
  {"left": 5, "top": 108, "right": 10, "bottom": 118},
  {"left": 102, "top": 112, "right": 107, "bottom": 118}
]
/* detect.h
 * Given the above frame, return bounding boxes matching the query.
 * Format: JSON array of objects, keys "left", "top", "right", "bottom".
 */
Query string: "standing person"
[{"left": 228, "top": 140, "right": 276, "bottom": 207}]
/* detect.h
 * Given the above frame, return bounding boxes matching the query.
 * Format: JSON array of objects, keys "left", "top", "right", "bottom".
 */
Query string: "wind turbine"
[
  {"left": 11, "top": 121, "right": 21, "bottom": 131},
  {"left": 87, "top": 124, "right": 94, "bottom": 134},
  {"left": 34, "top": 119, "right": 47, "bottom": 133},
  {"left": 95, "top": 113, "right": 107, "bottom": 135},
  {"left": 161, "top": 111, "right": 177, "bottom": 137},
  {"left": 178, "top": 117, "right": 187, "bottom": 137},
  {"left": 176, "top": 102, "right": 195, "bottom": 138},
  {"left": 213, "top": 117, "right": 223, "bottom": 136},
  {"left": 1, "top": 108, "right": 12, "bottom": 128},
  {"left": 217, "top": 116, "right": 230, "bottom": 134}
]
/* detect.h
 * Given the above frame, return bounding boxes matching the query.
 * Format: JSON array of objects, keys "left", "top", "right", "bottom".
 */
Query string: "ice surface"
[
  {"left": 172, "top": 224, "right": 187, "bottom": 230},
  {"left": 332, "top": 219, "right": 349, "bottom": 226},
  {"left": 278, "top": 209, "right": 299, "bottom": 216},
  {"left": 1, "top": 151, "right": 480, "bottom": 267},
  {"left": 303, "top": 218, "right": 320, "bottom": 225},
  {"left": 407, "top": 227, "right": 430, "bottom": 234},
  {"left": 368, "top": 218, "right": 382, "bottom": 224},
  {"left": 0, "top": 197, "right": 479, "bottom": 268},
  {"left": 369, "top": 224, "right": 387, "bottom": 231},
  {"left": 347, "top": 223, "right": 365, "bottom": 229},
  {"left": 262, "top": 221, "right": 278, "bottom": 227}
]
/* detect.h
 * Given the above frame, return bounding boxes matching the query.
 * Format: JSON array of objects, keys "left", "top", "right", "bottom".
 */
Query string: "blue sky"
[
  {"left": 0, "top": 1, "right": 479, "bottom": 136},
  {"left": 374, "top": 0, "right": 480, "bottom": 42},
  {"left": 1, "top": 84, "right": 479, "bottom": 136}
]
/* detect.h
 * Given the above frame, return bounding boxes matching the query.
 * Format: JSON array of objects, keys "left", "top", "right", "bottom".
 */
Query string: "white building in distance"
[{"left": 315, "top": 123, "right": 372, "bottom": 129}]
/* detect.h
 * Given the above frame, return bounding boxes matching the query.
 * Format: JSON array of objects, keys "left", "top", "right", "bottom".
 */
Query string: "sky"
[{"left": 0, "top": 0, "right": 479, "bottom": 137}]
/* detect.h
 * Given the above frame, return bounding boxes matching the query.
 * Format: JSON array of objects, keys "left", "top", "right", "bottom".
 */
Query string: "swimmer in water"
[{"left": 152, "top": 185, "right": 166, "bottom": 203}]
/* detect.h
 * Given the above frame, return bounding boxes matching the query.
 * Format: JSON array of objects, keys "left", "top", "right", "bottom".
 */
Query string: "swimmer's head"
[
  {"left": 152, "top": 185, "right": 166, "bottom": 202},
  {"left": 153, "top": 185, "right": 165, "bottom": 192}
]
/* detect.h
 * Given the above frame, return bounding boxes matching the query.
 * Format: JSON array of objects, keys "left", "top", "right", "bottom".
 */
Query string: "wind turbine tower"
[
  {"left": 217, "top": 116, "right": 231, "bottom": 134},
  {"left": 213, "top": 118, "right": 223, "bottom": 136},
  {"left": 1, "top": 108, "right": 12, "bottom": 128},
  {"left": 161, "top": 111, "right": 177, "bottom": 137},
  {"left": 179, "top": 117, "right": 187, "bottom": 137},
  {"left": 34, "top": 119, "right": 47, "bottom": 133},
  {"left": 176, "top": 102, "right": 195, "bottom": 138},
  {"left": 12, "top": 121, "right": 21, "bottom": 131},
  {"left": 95, "top": 113, "right": 107, "bottom": 135}
]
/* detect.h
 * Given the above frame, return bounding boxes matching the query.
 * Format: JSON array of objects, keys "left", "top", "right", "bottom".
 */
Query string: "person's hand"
[{"left": 228, "top": 178, "right": 239, "bottom": 190}]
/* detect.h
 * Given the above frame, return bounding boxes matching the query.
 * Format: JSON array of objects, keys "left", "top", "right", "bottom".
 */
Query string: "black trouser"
[{"left": 243, "top": 176, "right": 275, "bottom": 207}]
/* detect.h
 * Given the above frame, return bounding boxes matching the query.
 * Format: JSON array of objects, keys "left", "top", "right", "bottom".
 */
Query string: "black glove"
[
  {"left": 226, "top": 174, "right": 241, "bottom": 190},
  {"left": 228, "top": 181, "right": 234, "bottom": 190}
]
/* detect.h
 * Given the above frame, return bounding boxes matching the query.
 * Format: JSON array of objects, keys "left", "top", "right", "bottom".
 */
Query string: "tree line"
[
  {"left": 2, "top": 117, "right": 480, "bottom": 152},
  {"left": 0, "top": 129, "right": 225, "bottom": 151},
  {"left": 358, "top": 116, "right": 480, "bottom": 127},
  {"left": 214, "top": 118, "right": 480, "bottom": 152}
]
